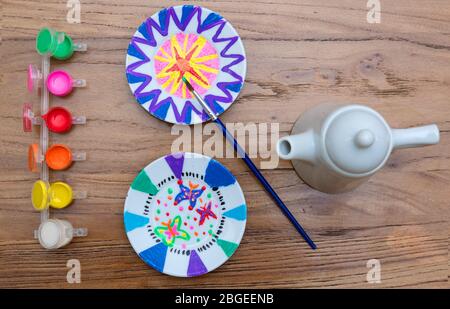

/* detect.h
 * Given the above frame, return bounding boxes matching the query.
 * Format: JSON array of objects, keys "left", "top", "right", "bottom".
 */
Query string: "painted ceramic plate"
[
  {"left": 124, "top": 153, "right": 247, "bottom": 277},
  {"left": 125, "top": 5, "right": 247, "bottom": 125}
]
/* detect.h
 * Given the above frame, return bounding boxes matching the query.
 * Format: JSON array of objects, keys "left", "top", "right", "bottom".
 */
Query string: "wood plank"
[{"left": 0, "top": 0, "right": 449, "bottom": 288}]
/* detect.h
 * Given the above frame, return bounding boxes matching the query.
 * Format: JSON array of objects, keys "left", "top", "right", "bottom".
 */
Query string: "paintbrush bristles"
[
  {"left": 182, "top": 76, "right": 217, "bottom": 120},
  {"left": 182, "top": 76, "right": 195, "bottom": 92}
]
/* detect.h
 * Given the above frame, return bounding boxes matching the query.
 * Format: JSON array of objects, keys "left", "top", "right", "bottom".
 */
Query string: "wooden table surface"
[{"left": 1, "top": 0, "right": 449, "bottom": 288}]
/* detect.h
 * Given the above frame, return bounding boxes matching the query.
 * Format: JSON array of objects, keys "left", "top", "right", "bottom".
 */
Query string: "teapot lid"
[{"left": 324, "top": 105, "right": 392, "bottom": 176}]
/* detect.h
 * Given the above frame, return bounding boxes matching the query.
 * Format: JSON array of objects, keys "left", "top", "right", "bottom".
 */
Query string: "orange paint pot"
[{"left": 45, "top": 144, "right": 73, "bottom": 170}]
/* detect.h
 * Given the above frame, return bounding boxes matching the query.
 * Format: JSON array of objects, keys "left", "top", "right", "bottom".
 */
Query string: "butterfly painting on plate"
[
  {"left": 124, "top": 152, "right": 247, "bottom": 277},
  {"left": 173, "top": 179, "right": 206, "bottom": 210}
]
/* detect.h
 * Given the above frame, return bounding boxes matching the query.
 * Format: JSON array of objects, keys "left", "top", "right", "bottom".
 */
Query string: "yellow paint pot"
[
  {"left": 49, "top": 182, "right": 73, "bottom": 209},
  {"left": 31, "top": 180, "right": 73, "bottom": 211}
]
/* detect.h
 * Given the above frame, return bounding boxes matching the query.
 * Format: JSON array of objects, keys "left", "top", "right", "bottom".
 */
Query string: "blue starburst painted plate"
[
  {"left": 124, "top": 153, "right": 247, "bottom": 277},
  {"left": 125, "top": 5, "right": 247, "bottom": 125}
]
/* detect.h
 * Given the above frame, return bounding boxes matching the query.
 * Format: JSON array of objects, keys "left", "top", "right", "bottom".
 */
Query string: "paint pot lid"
[
  {"left": 27, "top": 64, "right": 41, "bottom": 93},
  {"left": 47, "top": 70, "right": 73, "bottom": 96},
  {"left": 49, "top": 181, "right": 73, "bottom": 209},
  {"left": 46, "top": 144, "right": 73, "bottom": 170},
  {"left": 28, "top": 143, "right": 40, "bottom": 172},
  {"left": 32, "top": 180, "right": 50, "bottom": 211},
  {"left": 36, "top": 27, "right": 58, "bottom": 56},
  {"left": 124, "top": 152, "right": 247, "bottom": 277},
  {"left": 125, "top": 5, "right": 247, "bottom": 125},
  {"left": 42, "top": 106, "right": 73, "bottom": 133},
  {"left": 23, "top": 103, "right": 33, "bottom": 132},
  {"left": 324, "top": 105, "right": 392, "bottom": 175}
]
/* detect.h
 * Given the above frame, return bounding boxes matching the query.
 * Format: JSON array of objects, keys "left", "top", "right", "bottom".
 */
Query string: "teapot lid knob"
[
  {"left": 354, "top": 129, "right": 375, "bottom": 148},
  {"left": 324, "top": 105, "right": 391, "bottom": 176}
]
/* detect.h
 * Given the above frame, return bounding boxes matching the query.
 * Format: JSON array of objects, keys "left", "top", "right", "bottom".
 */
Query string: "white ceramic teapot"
[{"left": 276, "top": 104, "right": 440, "bottom": 193}]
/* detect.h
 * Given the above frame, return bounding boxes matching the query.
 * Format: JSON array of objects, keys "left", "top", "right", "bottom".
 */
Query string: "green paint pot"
[
  {"left": 35, "top": 27, "right": 74, "bottom": 60},
  {"left": 53, "top": 33, "right": 74, "bottom": 60}
]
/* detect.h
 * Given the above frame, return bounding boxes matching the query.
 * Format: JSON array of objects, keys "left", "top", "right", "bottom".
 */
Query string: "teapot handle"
[{"left": 392, "top": 124, "right": 440, "bottom": 149}]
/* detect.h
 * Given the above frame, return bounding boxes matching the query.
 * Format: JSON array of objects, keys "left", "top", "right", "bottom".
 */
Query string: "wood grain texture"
[{"left": 1, "top": 0, "right": 449, "bottom": 288}]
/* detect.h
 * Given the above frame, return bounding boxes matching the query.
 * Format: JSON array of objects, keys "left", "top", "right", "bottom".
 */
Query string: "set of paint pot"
[
  {"left": 32, "top": 180, "right": 78, "bottom": 210},
  {"left": 25, "top": 27, "right": 88, "bottom": 250},
  {"left": 31, "top": 178, "right": 87, "bottom": 249},
  {"left": 36, "top": 27, "right": 87, "bottom": 60},
  {"left": 28, "top": 64, "right": 86, "bottom": 96},
  {"left": 23, "top": 103, "right": 86, "bottom": 133},
  {"left": 28, "top": 143, "right": 86, "bottom": 172}
]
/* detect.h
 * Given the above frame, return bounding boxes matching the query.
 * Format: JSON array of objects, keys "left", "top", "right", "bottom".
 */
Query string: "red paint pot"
[{"left": 41, "top": 107, "right": 73, "bottom": 133}]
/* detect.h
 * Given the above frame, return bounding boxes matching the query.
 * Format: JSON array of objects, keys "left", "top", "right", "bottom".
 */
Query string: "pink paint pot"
[
  {"left": 46, "top": 70, "right": 73, "bottom": 96},
  {"left": 46, "top": 70, "right": 86, "bottom": 97},
  {"left": 27, "top": 65, "right": 86, "bottom": 96}
]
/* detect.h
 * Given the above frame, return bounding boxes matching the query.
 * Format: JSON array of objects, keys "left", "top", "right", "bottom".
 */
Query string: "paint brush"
[{"left": 182, "top": 76, "right": 317, "bottom": 250}]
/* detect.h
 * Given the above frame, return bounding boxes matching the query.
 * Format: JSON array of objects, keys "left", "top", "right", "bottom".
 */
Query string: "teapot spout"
[
  {"left": 392, "top": 124, "right": 440, "bottom": 150},
  {"left": 277, "top": 130, "right": 316, "bottom": 163}
]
